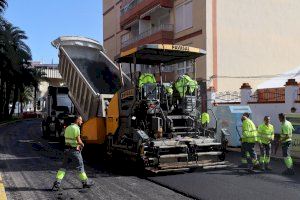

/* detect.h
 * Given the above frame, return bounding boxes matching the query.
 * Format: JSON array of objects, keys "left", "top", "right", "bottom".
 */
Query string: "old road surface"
[
  {"left": 0, "top": 120, "right": 190, "bottom": 200},
  {"left": 1, "top": 119, "right": 300, "bottom": 200}
]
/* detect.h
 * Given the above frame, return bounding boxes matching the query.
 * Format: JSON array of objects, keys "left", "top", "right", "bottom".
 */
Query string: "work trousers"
[
  {"left": 259, "top": 143, "right": 271, "bottom": 165},
  {"left": 55, "top": 148, "right": 88, "bottom": 183},
  {"left": 61, "top": 148, "right": 85, "bottom": 172},
  {"left": 241, "top": 142, "right": 258, "bottom": 167},
  {"left": 282, "top": 141, "right": 293, "bottom": 169},
  {"left": 282, "top": 141, "right": 291, "bottom": 157}
]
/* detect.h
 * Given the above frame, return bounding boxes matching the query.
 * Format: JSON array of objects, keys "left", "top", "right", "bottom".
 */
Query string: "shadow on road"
[{"left": 4, "top": 187, "right": 52, "bottom": 192}]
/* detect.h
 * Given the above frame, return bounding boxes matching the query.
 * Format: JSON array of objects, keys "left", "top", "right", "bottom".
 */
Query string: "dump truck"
[
  {"left": 53, "top": 36, "right": 229, "bottom": 173},
  {"left": 41, "top": 86, "right": 74, "bottom": 139},
  {"left": 52, "top": 36, "right": 132, "bottom": 144}
]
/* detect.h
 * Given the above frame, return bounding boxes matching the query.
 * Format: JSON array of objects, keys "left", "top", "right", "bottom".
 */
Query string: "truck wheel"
[
  {"left": 42, "top": 128, "right": 46, "bottom": 138},
  {"left": 136, "top": 157, "right": 146, "bottom": 176},
  {"left": 43, "top": 129, "right": 49, "bottom": 139},
  {"left": 59, "top": 137, "right": 65, "bottom": 148},
  {"left": 218, "top": 151, "right": 226, "bottom": 161}
]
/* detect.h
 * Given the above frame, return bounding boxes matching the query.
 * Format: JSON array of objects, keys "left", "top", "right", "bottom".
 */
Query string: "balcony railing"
[
  {"left": 120, "top": 0, "right": 144, "bottom": 16},
  {"left": 121, "top": 24, "right": 173, "bottom": 48}
]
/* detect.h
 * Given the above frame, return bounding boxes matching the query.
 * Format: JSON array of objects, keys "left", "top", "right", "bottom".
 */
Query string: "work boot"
[
  {"left": 52, "top": 181, "right": 61, "bottom": 191},
  {"left": 82, "top": 180, "right": 94, "bottom": 189},
  {"left": 282, "top": 168, "right": 295, "bottom": 176}
]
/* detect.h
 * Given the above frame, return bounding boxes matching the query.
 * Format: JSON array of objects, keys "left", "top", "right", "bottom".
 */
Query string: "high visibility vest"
[
  {"left": 64, "top": 123, "right": 80, "bottom": 147},
  {"left": 258, "top": 123, "right": 274, "bottom": 144},
  {"left": 280, "top": 120, "right": 294, "bottom": 143},
  {"left": 201, "top": 112, "right": 210, "bottom": 124},
  {"left": 174, "top": 75, "right": 198, "bottom": 97},
  {"left": 165, "top": 86, "right": 173, "bottom": 95},
  {"left": 242, "top": 118, "right": 258, "bottom": 143},
  {"left": 138, "top": 73, "right": 156, "bottom": 88}
]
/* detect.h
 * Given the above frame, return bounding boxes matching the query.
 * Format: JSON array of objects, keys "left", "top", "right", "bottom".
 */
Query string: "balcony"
[
  {"left": 120, "top": 0, "right": 143, "bottom": 16},
  {"left": 121, "top": 24, "right": 174, "bottom": 50},
  {"left": 120, "top": 0, "right": 173, "bottom": 27}
]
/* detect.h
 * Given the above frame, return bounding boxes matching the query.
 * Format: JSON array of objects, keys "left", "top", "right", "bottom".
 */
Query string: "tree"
[
  {"left": 19, "top": 86, "right": 34, "bottom": 114},
  {"left": 0, "top": 21, "right": 33, "bottom": 119},
  {"left": 0, "top": 0, "right": 42, "bottom": 120},
  {"left": 0, "top": 0, "right": 7, "bottom": 13}
]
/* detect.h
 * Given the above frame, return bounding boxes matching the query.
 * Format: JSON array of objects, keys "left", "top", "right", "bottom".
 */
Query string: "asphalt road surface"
[
  {"left": 0, "top": 120, "right": 190, "bottom": 200},
  {"left": 1, "top": 119, "right": 300, "bottom": 200},
  {"left": 149, "top": 146, "right": 300, "bottom": 200}
]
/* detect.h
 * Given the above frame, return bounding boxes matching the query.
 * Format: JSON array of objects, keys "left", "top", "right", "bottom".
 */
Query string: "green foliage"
[{"left": 0, "top": 0, "right": 44, "bottom": 120}]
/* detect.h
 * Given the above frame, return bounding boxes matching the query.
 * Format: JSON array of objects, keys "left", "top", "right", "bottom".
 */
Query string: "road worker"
[
  {"left": 240, "top": 112, "right": 260, "bottom": 170},
  {"left": 174, "top": 75, "right": 198, "bottom": 97},
  {"left": 52, "top": 115, "right": 94, "bottom": 191},
  {"left": 258, "top": 116, "right": 274, "bottom": 171},
  {"left": 201, "top": 112, "right": 210, "bottom": 128},
  {"left": 291, "top": 107, "right": 297, "bottom": 113},
  {"left": 278, "top": 113, "right": 295, "bottom": 175}
]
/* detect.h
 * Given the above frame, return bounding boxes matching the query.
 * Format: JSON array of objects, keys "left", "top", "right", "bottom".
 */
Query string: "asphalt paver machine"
[
  {"left": 53, "top": 36, "right": 229, "bottom": 173},
  {"left": 105, "top": 44, "right": 229, "bottom": 173}
]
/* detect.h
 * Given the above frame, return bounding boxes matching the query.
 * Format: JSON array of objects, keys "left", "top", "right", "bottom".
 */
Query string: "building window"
[
  {"left": 175, "top": 1, "right": 193, "bottom": 33},
  {"left": 176, "top": 60, "right": 193, "bottom": 75}
]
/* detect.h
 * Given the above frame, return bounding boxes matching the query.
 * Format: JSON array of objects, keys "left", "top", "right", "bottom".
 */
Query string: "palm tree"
[
  {"left": 0, "top": 0, "right": 41, "bottom": 120},
  {"left": 30, "top": 67, "right": 46, "bottom": 113},
  {"left": 0, "top": 21, "right": 32, "bottom": 119},
  {"left": 19, "top": 86, "right": 34, "bottom": 114},
  {"left": 0, "top": 0, "right": 7, "bottom": 13}
]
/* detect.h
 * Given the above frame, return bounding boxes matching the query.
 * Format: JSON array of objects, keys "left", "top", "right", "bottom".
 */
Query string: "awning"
[{"left": 116, "top": 44, "right": 206, "bottom": 65}]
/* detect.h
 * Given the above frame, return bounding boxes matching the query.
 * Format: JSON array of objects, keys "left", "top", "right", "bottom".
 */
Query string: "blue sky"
[{"left": 4, "top": 0, "right": 103, "bottom": 64}]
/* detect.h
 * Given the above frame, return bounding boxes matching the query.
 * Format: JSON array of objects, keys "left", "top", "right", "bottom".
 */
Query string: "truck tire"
[
  {"left": 59, "top": 136, "right": 65, "bottom": 149},
  {"left": 134, "top": 155, "right": 146, "bottom": 176},
  {"left": 218, "top": 151, "right": 226, "bottom": 161}
]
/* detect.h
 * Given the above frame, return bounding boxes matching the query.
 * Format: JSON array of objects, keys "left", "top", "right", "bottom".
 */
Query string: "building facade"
[
  {"left": 103, "top": 0, "right": 300, "bottom": 92},
  {"left": 31, "top": 62, "right": 63, "bottom": 111}
]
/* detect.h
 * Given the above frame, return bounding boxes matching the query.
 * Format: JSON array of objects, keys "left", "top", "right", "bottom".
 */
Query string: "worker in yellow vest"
[
  {"left": 278, "top": 113, "right": 295, "bottom": 175},
  {"left": 201, "top": 112, "right": 210, "bottom": 128},
  {"left": 240, "top": 112, "right": 260, "bottom": 170},
  {"left": 52, "top": 115, "right": 94, "bottom": 191},
  {"left": 258, "top": 116, "right": 274, "bottom": 171}
]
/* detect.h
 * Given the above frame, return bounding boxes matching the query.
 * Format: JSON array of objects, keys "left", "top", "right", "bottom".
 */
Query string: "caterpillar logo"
[
  {"left": 121, "top": 89, "right": 135, "bottom": 100},
  {"left": 172, "top": 45, "right": 190, "bottom": 51}
]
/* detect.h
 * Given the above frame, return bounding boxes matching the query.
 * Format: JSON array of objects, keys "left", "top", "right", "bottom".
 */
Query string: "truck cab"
[{"left": 41, "top": 86, "right": 74, "bottom": 139}]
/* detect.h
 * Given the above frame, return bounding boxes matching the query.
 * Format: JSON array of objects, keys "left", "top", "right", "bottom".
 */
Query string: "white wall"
[
  {"left": 206, "top": 0, "right": 300, "bottom": 92},
  {"left": 214, "top": 83, "right": 300, "bottom": 133},
  {"left": 248, "top": 103, "right": 300, "bottom": 134}
]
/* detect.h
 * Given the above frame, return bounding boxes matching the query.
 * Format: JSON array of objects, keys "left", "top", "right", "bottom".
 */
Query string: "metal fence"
[
  {"left": 214, "top": 91, "right": 241, "bottom": 103},
  {"left": 120, "top": 0, "right": 144, "bottom": 16}
]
